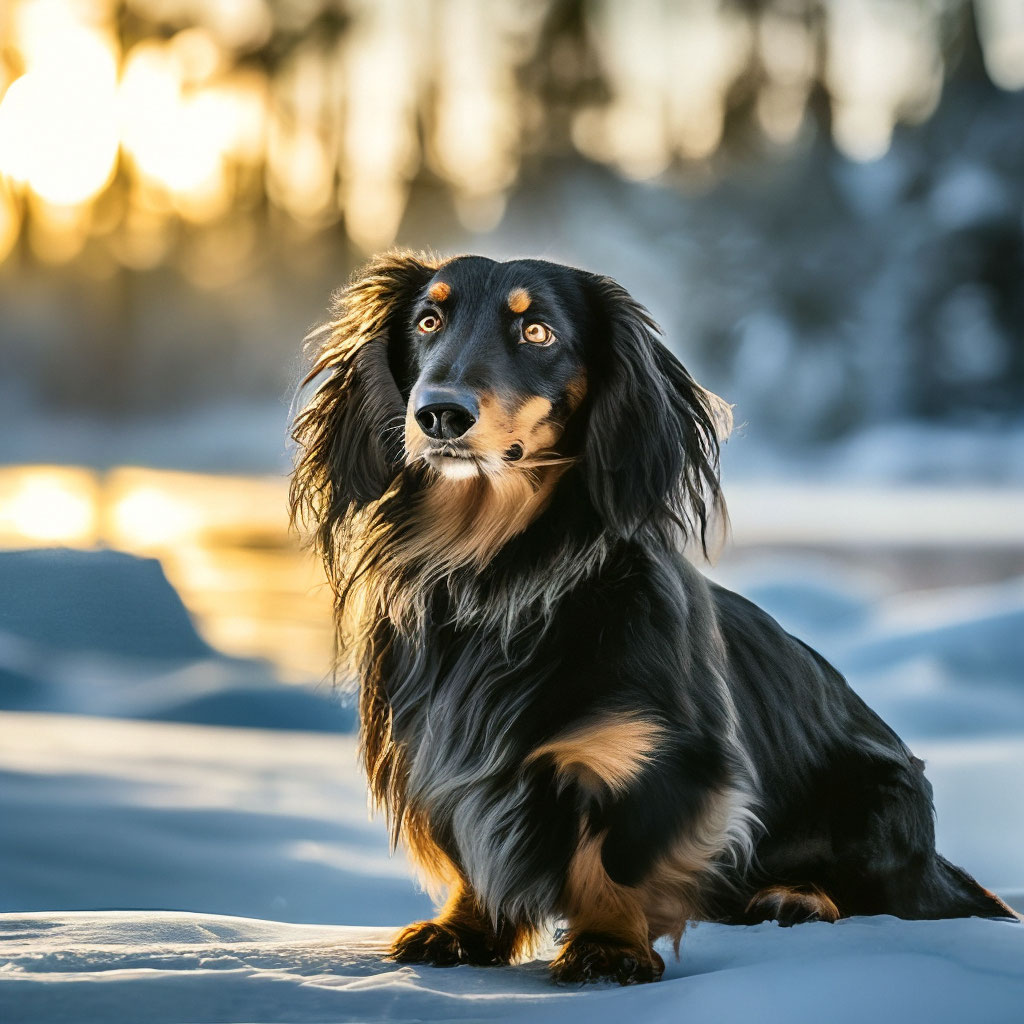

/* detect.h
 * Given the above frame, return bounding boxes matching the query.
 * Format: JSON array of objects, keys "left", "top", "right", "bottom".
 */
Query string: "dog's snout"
[{"left": 414, "top": 387, "right": 479, "bottom": 440}]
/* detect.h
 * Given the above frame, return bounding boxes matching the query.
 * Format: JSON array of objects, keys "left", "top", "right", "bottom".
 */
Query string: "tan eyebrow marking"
[
  {"left": 428, "top": 281, "right": 451, "bottom": 302},
  {"left": 508, "top": 287, "right": 531, "bottom": 314}
]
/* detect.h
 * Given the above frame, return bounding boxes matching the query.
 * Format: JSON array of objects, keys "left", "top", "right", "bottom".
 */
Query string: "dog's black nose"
[{"left": 414, "top": 387, "right": 478, "bottom": 440}]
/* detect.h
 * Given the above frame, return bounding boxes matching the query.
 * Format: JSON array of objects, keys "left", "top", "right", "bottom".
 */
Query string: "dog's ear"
[
  {"left": 580, "top": 273, "right": 732, "bottom": 554},
  {"left": 290, "top": 250, "right": 438, "bottom": 565}
]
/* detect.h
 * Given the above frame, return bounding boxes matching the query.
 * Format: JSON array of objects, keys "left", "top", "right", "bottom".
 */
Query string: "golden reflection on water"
[
  {"left": 0, "top": 464, "right": 334, "bottom": 684},
  {"left": 4, "top": 463, "right": 1023, "bottom": 686}
]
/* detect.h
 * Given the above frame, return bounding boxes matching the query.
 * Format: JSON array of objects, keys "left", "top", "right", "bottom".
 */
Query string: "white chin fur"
[{"left": 428, "top": 455, "right": 481, "bottom": 480}]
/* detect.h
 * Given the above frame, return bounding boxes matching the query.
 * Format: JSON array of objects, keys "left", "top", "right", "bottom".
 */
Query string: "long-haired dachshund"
[{"left": 290, "top": 252, "right": 1014, "bottom": 986}]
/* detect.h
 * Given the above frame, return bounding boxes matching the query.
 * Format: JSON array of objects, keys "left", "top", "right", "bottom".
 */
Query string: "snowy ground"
[
  {"left": 1, "top": 714, "right": 1023, "bottom": 1024},
  {"left": 3, "top": 908, "right": 1023, "bottom": 1024},
  {"left": 2, "top": 547, "right": 1023, "bottom": 1021}
]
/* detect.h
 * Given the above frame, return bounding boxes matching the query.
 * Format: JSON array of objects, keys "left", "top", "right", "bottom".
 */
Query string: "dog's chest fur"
[{"left": 381, "top": 621, "right": 571, "bottom": 922}]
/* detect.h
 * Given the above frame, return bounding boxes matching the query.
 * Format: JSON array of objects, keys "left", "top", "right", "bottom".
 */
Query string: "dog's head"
[
  {"left": 291, "top": 251, "right": 730, "bottom": 564},
  {"left": 400, "top": 256, "right": 588, "bottom": 481}
]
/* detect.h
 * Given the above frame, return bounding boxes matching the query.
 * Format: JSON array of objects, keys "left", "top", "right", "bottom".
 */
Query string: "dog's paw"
[
  {"left": 389, "top": 920, "right": 506, "bottom": 967},
  {"left": 745, "top": 884, "right": 840, "bottom": 927},
  {"left": 389, "top": 920, "right": 467, "bottom": 966},
  {"left": 550, "top": 935, "right": 665, "bottom": 986}
]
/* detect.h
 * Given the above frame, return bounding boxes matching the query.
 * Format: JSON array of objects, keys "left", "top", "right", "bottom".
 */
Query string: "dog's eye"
[
  {"left": 522, "top": 322, "right": 554, "bottom": 346},
  {"left": 417, "top": 313, "right": 442, "bottom": 333}
]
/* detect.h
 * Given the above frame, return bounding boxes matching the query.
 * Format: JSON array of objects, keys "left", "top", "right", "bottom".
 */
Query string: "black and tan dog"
[{"left": 290, "top": 251, "right": 1014, "bottom": 986}]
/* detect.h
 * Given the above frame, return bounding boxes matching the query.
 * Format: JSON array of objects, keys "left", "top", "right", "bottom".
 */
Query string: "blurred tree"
[
  {"left": 518, "top": 0, "right": 611, "bottom": 160},
  {"left": 0, "top": 0, "right": 1020, "bottom": 437}
]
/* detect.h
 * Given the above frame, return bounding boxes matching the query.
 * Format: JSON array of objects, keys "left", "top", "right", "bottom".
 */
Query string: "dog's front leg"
[
  {"left": 535, "top": 713, "right": 743, "bottom": 985},
  {"left": 550, "top": 826, "right": 665, "bottom": 985},
  {"left": 390, "top": 880, "right": 534, "bottom": 967}
]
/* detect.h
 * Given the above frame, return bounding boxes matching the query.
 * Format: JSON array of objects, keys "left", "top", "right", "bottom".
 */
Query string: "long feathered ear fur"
[
  {"left": 289, "top": 250, "right": 439, "bottom": 575},
  {"left": 581, "top": 273, "right": 732, "bottom": 556}
]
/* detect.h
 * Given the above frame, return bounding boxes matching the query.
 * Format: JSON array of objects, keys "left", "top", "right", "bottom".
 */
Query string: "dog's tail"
[{"left": 928, "top": 855, "right": 1019, "bottom": 921}]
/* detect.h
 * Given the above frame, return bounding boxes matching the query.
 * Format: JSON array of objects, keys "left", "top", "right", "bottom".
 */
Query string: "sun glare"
[
  {"left": 0, "top": 1, "right": 120, "bottom": 206},
  {"left": 0, "top": 468, "right": 99, "bottom": 545},
  {"left": 110, "top": 487, "right": 202, "bottom": 550},
  {"left": 0, "top": 0, "right": 1015, "bottom": 258}
]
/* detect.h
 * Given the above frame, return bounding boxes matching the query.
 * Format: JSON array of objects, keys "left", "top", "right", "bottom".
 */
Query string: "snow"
[
  {"left": 726, "top": 563, "right": 1024, "bottom": 744},
  {"left": 0, "top": 548, "right": 354, "bottom": 732},
  {"left": 0, "top": 713, "right": 424, "bottom": 925},
  {"left": 2, "top": 910, "right": 1023, "bottom": 1024},
  {"left": 722, "top": 482, "right": 1024, "bottom": 546},
  {"left": 0, "top": 548, "right": 211, "bottom": 660},
  {"left": 2, "top": 548, "right": 1024, "bottom": 1021}
]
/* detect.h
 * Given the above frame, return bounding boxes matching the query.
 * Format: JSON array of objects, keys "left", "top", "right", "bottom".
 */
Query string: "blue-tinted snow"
[
  {"left": 1, "top": 911, "right": 1022, "bottom": 1024},
  {"left": 0, "top": 548, "right": 354, "bottom": 733},
  {"left": 0, "top": 548, "right": 211, "bottom": 660},
  {"left": 1, "top": 548, "right": 1022, "bottom": 1022}
]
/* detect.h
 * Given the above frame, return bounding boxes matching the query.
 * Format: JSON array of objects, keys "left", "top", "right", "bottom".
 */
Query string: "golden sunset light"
[{"left": 1, "top": 0, "right": 1021, "bottom": 264}]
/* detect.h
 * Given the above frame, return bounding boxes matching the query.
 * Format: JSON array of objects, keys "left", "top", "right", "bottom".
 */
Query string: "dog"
[{"left": 289, "top": 251, "right": 1015, "bottom": 986}]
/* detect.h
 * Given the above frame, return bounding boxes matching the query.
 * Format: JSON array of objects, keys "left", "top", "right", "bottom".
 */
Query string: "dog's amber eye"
[
  {"left": 417, "top": 313, "right": 442, "bottom": 333},
  {"left": 522, "top": 322, "right": 554, "bottom": 345}
]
